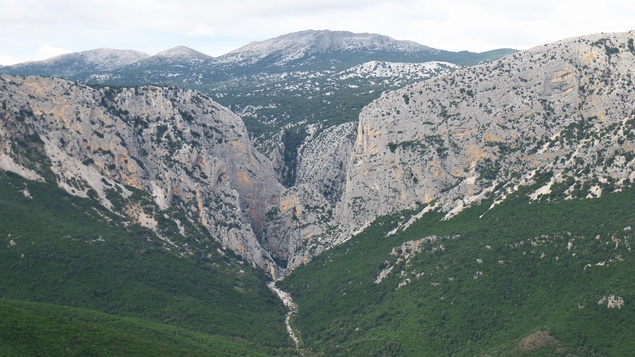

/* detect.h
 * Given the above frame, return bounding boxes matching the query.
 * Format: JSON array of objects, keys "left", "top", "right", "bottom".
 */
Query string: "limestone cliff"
[
  {"left": 6, "top": 31, "right": 635, "bottom": 275},
  {"left": 265, "top": 31, "right": 635, "bottom": 271},
  {"left": 262, "top": 184, "right": 335, "bottom": 270},
  {"left": 261, "top": 123, "right": 356, "bottom": 270},
  {"left": 338, "top": 31, "right": 635, "bottom": 233},
  {"left": 0, "top": 75, "right": 283, "bottom": 275},
  {"left": 296, "top": 122, "right": 357, "bottom": 204}
]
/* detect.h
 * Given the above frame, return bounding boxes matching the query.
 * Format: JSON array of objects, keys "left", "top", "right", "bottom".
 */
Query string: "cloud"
[
  {"left": 1, "top": 0, "right": 635, "bottom": 61},
  {"left": 35, "top": 43, "right": 72, "bottom": 60},
  {"left": 0, "top": 54, "right": 23, "bottom": 66}
]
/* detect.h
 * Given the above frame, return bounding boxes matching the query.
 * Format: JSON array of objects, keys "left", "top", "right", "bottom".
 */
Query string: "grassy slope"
[
  {"left": 0, "top": 171, "right": 297, "bottom": 356},
  {"left": 280, "top": 184, "right": 635, "bottom": 356},
  {"left": 0, "top": 299, "right": 271, "bottom": 357}
]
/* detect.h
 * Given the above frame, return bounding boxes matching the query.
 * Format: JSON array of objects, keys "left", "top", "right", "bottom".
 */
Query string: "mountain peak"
[
  {"left": 154, "top": 46, "right": 212, "bottom": 60},
  {"left": 5, "top": 48, "right": 149, "bottom": 76},
  {"left": 218, "top": 29, "right": 437, "bottom": 66},
  {"left": 45, "top": 48, "right": 149, "bottom": 65}
]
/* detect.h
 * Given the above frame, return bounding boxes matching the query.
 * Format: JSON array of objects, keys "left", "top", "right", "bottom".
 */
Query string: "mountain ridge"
[
  {"left": 7, "top": 48, "right": 150, "bottom": 75},
  {"left": 0, "top": 30, "right": 516, "bottom": 189},
  {"left": 3, "top": 29, "right": 635, "bottom": 355},
  {"left": 261, "top": 29, "right": 635, "bottom": 270},
  {"left": 0, "top": 74, "right": 283, "bottom": 275},
  {"left": 0, "top": 29, "right": 515, "bottom": 76},
  {"left": 217, "top": 29, "right": 438, "bottom": 66}
]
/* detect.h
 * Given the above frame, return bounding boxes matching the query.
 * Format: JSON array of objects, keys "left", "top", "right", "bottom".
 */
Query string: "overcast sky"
[{"left": 1, "top": 0, "right": 634, "bottom": 65}]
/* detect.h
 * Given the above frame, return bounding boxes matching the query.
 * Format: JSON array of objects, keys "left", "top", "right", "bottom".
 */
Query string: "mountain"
[
  {"left": 154, "top": 46, "right": 212, "bottom": 61},
  {"left": 5, "top": 48, "right": 149, "bottom": 78},
  {"left": 276, "top": 30, "right": 635, "bottom": 355},
  {"left": 0, "top": 75, "right": 286, "bottom": 273},
  {"left": 215, "top": 30, "right": 515, "bottom": 70},
  {"left": 3, "top": 28, "right": 635, "bottom": 355},
  {"left": 0, "top": 30, "right": 516, "bottom": 187},
  {"left": 340, "top": 30, "right": 635, "bottom": 231},
  {"left": 0, "top": 76, "right": 301, "bottom": 354},
  {"left": 265, "top": 30, "right": 635, "bottom": 270},
  {"left": 215, "top": 29, "right": 437, "bottom": 67}
]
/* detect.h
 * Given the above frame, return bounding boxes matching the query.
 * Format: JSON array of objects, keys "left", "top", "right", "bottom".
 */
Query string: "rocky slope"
[
  {"left": 216, "top": 30, "right": 437, "bottom": 67},
  {"left": 335, "top": 61, "right": 460, "bottom": 82},
  {"left": 261, "top": 122, "right": 357, "bottom": 269},
  {"left": 338, "top": 31, "right": 635, "bottom": 233},
  {"left": 263, "top": 31, "right": 635, "bottom": 271},
  {"left": 0, "top": 30, "right": 515, "bottom": 189},
  {"left": 0, "top": 75, "right": 283, "bottom": 275}
]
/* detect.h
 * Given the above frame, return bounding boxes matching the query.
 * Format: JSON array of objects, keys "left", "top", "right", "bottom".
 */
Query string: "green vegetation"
[
  {"left": 0, "top": 171, "right": 297, "bottom": 356},
  {"left": 280, "top": 182, "right": 635, "bottom": 356},
  {"left": 0, "top": 299, "right": 272, "bottom": 357}
]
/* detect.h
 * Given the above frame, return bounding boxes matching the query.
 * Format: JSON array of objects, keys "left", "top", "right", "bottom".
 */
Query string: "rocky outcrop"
[
  {"left": 261, "top": 122, "right": 356, "bottom": 270},
  {"left": 338, "top": 31, "right": 635, "bottom": 233},
  {"left": 335, "top": 61, "right": 459, "bottom": 83},
  {"left": 265, "top": 31, "right": 635, "bottom": 272},
  {"left": 0, "top": 75, "right": 283, "bottom": 275},
  {"left": 296, "top": 122, "right": 357, "bottom": 203},
  {"left": 263, "top": 184, "right": 337, "bottom": 270}
]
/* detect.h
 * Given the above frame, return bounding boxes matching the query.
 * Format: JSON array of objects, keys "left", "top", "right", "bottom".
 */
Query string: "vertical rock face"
[
  {"left": 338, "top": 31, "right": 635, "bottom": 233},
  {"left": 262, "top": 122, "right": 356, "bottom": 271},
  {"left": 296, "top": 122, "right": 357, "bottom": 204},
  {"left": 263, "top": 184, "right": 335, "bottom": 270},
  {"left": 0, "top": 75, "right": 283, "bottom": 275},
  {"left": 262, "top": 31, "right": 635, "bottom": 272}
]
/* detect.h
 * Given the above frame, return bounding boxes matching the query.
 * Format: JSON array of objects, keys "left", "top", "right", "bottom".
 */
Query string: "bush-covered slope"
[
  {"left": 280, "top": 182, "right": 635, "bottom": 356},
  {"left": 0, "top": 299, "right": 275, "bottom": 357},
  {"left": 0, "top": 171, "right": 297, "bottom": 355}
]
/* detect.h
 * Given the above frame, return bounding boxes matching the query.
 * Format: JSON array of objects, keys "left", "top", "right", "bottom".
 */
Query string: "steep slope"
[
  {"left": 280, "top": 182, "right": 635, "bottom": 356},
  {"left": 339, "top": 30, "right": 635, "bottom": 235},
  {"left": 0, "top": 75, "right": 283, "bottom": 275},
  {"left": 0, "top": 170, "right": 294, "bottom": 355},
  {"left": 262, "top": 123, "right": 356, "bottom": 268},
  {"left": 225, "top": 58, "right": 461, "bottom": 187},
  {"left": 0, "top": 30, "right": 515, "bottom": 186},
  {"left": 263, "top": 31, "right": 635, "bottom": 271}
]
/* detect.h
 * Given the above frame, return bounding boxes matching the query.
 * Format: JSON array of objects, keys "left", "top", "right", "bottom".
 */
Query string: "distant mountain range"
[
  {"left": 4, "top": 48, "right": 149, "bottom": 77},
  {"left": 1, "top": 30, "right": 515, "bottom": 79},
  {"left": 0, "top": 31, "right": 516, "bottom": 188}
]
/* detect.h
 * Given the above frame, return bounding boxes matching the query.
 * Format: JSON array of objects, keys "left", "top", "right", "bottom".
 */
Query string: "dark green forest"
[
  {"left": 0, "top": 171, "right": 298, "bottom": 356},
  {"left": 281, "top": 181, "right": 635, "bottom": 356}
]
